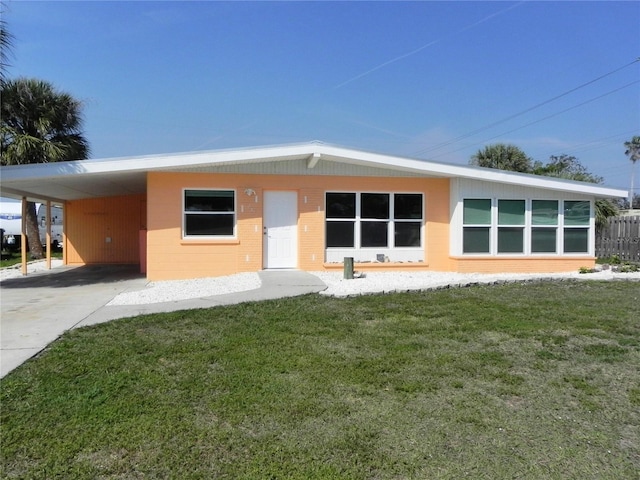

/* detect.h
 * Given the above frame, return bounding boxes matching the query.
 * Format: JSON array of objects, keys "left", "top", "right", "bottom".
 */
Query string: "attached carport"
[{"left": 0, "top": 158, "right": 149, "bottom": 275}]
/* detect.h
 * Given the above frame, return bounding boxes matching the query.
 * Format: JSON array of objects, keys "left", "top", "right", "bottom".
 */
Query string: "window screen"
[
  {"left": 326, "top": 193, "right": 356, "bottom": 218},
  {"left": 463, "top": 199, "right": 491, "bottom": 225},
  {"left": 532, "top": 228, "right": 557, "bottom": 253},
  {"left": 532, "top": 200, "right": 558, "bottom": 225},
  {"left": 564, "top": 228, "right": 589, "bottom": 253},
  {"left": 564, "top": 201, "right": 590, "bottom": 226},
  {"left": 463, "top": 227, "right": 490, "bottom": 253}
]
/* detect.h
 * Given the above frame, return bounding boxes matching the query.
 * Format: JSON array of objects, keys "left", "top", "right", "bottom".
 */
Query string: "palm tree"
[
  {"left": 470, "top": 143, "right": 533, "bottom": 173},
  {"left": 624, "top": 136, "right": 640, "bottom": 210},
  {"left": 1, "top": 78, "right": 89, "bottom": 258},
  {"left": 0, "top": 4, "right": 13, "bottom": 83}
]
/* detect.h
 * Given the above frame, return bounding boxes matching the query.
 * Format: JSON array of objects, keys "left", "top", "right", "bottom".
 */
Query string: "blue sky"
[{"left": 4, "top": 1, "right": 639, "bottom": 190}]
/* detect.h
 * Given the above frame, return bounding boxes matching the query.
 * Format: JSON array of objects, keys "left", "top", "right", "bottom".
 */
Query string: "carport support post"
[
  {"left": 20, "top": 197, "right": 27, "bottom": 276},
  {"left": 45, "top": 201, "right": 52, "bottom": 270}
]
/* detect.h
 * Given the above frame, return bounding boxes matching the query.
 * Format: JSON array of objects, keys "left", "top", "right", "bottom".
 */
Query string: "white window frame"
[
  {"left": 325, "top": 191, "right": 424, "bottom": 263},
  {"left": 496, "top": 199, "right": 526, "bottom": 255},
  {"left": 460, "top": 198, "right": 592, "bottom": 256},
  {"left": 182, "top": 188, "right": 237, "bottom": 239},
  {"left": 561, "top": 199, "right": 591, "bottom": 254},
  {"left": 462, "top": 198, "right": 492, "bottom": 254},
  {"left": 530, "top": 199, "right": 559, "bottom": 255}
]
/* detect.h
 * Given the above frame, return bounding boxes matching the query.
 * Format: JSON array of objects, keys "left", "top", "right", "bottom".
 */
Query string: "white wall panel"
[{"left": 172, "top": 159, "right": 427, "bottom": 178}]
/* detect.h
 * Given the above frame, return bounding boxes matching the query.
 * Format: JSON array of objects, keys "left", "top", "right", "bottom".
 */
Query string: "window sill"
[
  {"left": 323, "top": 261, "right": 428, "bottom": 270},
  {"left": 180, "top": 238, "right": 240, "bottom": 246}
]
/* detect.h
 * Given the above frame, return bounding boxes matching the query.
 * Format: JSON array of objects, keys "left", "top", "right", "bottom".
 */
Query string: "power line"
[
  {"left": 427, "top": 80, "right": 640, "bottom": 160},
  {"left": 536, "top": 129, "right": 638, "bottom": 159},
  {"left": 412, "top": 58, "right": 640, "bottom": 157}
]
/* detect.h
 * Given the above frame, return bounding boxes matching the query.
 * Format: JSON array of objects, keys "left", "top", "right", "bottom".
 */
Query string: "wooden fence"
[{"left": 595, "top": 215, "right": 640, "bottom": 262}]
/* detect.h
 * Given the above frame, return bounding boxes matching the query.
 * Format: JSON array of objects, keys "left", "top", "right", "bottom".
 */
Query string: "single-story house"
[{"left": 0, "top": 142, "right": 628, "bottom": 281}]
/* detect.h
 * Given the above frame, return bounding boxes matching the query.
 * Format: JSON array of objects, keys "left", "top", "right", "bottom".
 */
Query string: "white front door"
[{"left": 263, "top": 191, "right": 298, "bottom": 269}]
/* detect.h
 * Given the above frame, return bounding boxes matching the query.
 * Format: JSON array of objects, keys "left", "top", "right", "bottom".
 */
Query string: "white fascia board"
[
  {"left": 452, "top": 168, "right": 628, "bottom": 198},
  {"left": 318, "top": 145, "right": 628, "bottom": 198},
  {"left": 0, "top": 142, "right": 628, "bottom": 199},
  {"left": 0, "top": 144, "right": 317, "bottom": 180}
]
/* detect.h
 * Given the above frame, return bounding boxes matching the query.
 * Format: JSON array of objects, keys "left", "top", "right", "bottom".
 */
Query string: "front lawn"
[
  {"left": 0, "top": 251, "right": 63, "bottom": 268},
  {"left": 1, "top": 281, "right": 639, "bottom": 479}
]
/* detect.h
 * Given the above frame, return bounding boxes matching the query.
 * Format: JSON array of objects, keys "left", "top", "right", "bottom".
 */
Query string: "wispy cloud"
[
  {"left": 343, "top": 118, "right": 415, "bottom": 140},
  {"left": 334, "top": 1, "right": 526, "bottom": 90}
]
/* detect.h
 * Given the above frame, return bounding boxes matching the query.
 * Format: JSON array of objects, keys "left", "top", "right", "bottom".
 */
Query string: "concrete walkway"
[{"left": 0, "top": 266, "right": 326, "bottom": 378}]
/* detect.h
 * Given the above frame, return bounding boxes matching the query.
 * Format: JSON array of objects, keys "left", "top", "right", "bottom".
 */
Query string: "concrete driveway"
[
  {"left": 0, "top": 265, "right": 326, "bottom": 378},
  {"left": 1, "top": 265, "right": 147, "bottom": 378}
]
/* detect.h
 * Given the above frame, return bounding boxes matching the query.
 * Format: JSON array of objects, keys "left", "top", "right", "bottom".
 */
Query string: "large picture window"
[
  {"left": 325, "top": 192, "right": 423, "bottom": 250},
  {"left": 184, "top": 189, "right": 235, "bottom": 237},
  {"left": 462, "top": 198, "right": 590, "bottom": 255}
]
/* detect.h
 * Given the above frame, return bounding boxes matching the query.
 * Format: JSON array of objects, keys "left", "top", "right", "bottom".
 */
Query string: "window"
[
  {"left": 461, "top": 198, "right": 591, "bottom": 255},
  {"left": 326, "top": 193, "right": 356, "bottom": 247},
  {"left": 361, "top": 193, "right": 389, "bottom": 247},
  {"left": 184, "top": 190, "right": 235, "bottom": 237},
  {"left": 463, "top": 199, "right": 491, "bottom": 253},
  {"left": 563, "top": 201, "right": 590, "bottom": 253},
  {"left": 531, "top": 200, "right": 558, "bottom": 253},
  {"left": 394, "top": 194, "right": 422, "bottom": 247},
  {"left": 325, "top": 192, "right": 423, "bottom": 249},
  {"left": 497, "top": 200, "right": 525, "bottom": 253}
]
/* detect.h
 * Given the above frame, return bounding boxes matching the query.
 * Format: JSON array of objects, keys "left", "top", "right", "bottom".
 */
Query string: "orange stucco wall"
[
  {"left": 450, "top": 256, "right": 595, "bottom": 273},
  {"left": 62, "top": 175, "right": 597, "bottom": 279},
  {"left": 65, "top": 194, "right": 146, "bottom": 265},
  {"left": 146, "top": 172, "right": 451, "bottom": 280}
]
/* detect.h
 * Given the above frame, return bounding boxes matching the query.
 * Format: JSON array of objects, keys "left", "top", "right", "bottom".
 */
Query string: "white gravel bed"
[
  {"left": 111, "top": 268, "right": 640, "bottom": 305},
  {"left": 2, "top": 260, "right": 638, "bottom": 305},
  {"left": 312, "top": 269, "right": 640, "bottom": 297},
  {"left": 107, "top": 272, "right": 262, "bottom": 305}
]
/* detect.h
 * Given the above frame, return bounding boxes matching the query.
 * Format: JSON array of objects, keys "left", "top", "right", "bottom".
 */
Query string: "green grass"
[
  {"left": 2, "top": 281, "right": 639, "bottom": 479},
  {"left": 0, "top": 251, "right": 62, "bottom": 268}
]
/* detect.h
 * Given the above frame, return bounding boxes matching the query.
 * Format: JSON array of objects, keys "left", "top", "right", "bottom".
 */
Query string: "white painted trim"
[
  {"left": 324, "top": 190, "right": 425, "bottom": 263},
  {"left": 1, "top": 143, "right": 628, "bottom": 201},
  {"left": 181, "top": 188, "right": 237, "bottom": 240},
  {"left": 453, "top": 195, "right": 595, "bottom": 257}
]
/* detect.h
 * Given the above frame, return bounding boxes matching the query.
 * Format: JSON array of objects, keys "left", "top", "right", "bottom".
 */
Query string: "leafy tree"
[
  {"left": 532, "top": 154, "right": 616, "bottom": 230},
  {"left": 469, "top": 147, "right": 617, "bottom": 231},
  {"left": 470, "top": 143, "right": 533, "bottom": 172},
  {"left": 532, "top": 154, "right": 603, "bottom": 183},
  {"left": 1, "top": 78, "right": 89, "bottom": 258},
  {"left": 594, "top": 198, "right": 619, "bottom": 231},
  {"left": 624, "top": 136, "right": 640, "bottom": 209}
]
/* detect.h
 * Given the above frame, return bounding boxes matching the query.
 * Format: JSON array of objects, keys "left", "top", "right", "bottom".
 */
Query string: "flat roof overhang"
[{"left": 0, "top": 142, "right": 628, "bottom": 203}]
